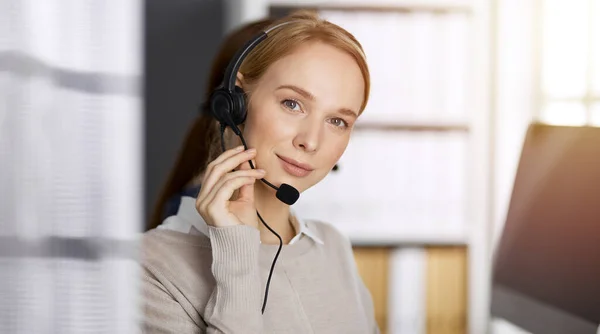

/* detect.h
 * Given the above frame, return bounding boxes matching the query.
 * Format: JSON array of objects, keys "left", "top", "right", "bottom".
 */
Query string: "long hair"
[{"left": 147, "top": 18, "right": 277, "bottom": 231}]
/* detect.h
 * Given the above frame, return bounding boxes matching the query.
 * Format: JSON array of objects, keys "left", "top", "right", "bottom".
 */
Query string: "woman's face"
[{"left": 241, "top": 41, "right": 365, "bottom": 193}]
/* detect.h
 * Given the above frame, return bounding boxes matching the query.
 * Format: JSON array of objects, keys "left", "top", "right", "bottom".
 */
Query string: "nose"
[{"left": 292, "top": 120, "right": 321, "bottom": 153}]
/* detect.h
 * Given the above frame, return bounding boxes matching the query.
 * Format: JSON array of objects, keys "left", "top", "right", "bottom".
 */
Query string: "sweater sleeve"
[
  {"left": 357, "top": 278, "right": 381, "bottom": 334},
  {"left": 140, "top": 268, "right": 202, "bottom": 333},
  {"left": 203, "top": 225, "right": 264, "bottom": 333}
]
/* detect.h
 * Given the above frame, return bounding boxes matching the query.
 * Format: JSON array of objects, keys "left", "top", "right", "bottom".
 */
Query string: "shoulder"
[
  {"left": 138, "top": 230, "right": 212, "bottom": 330},
  {"left": 304, "top": 219, "right": 354, "bottom": 258},
  {"left": 306, "top": 219, "right": 352, "bottom": 245},
  {"left": 140, "top": 228, "right": 210, "bottom": 266},
  {"left": 139, "top": 229, "right": 215, "bottom": 294},
  {"left": 140, "top": 227, "right": 211, "bottom": 262}
]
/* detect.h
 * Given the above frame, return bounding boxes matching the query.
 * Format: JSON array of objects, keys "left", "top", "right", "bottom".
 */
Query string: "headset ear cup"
[
  {"left": 232, "top": 86, "right": 248, "bottom": 125},
  {"left": 209, "top": 88, "right": 234, "bottom": 127}
]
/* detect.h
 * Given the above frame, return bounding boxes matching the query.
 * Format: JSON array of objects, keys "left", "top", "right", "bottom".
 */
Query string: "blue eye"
[{"left": 282, "top": 99, "right": 301, "bottom": 111}]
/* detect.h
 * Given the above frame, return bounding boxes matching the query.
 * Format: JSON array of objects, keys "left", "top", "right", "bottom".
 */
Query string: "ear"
[{"left": 235, "top": 72, "right": 245, "bottom": 89}]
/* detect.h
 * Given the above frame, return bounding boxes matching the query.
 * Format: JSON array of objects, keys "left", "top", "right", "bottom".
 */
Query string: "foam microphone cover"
[{"left": 276, "top": 183, "right": 300, "bottom": 205}]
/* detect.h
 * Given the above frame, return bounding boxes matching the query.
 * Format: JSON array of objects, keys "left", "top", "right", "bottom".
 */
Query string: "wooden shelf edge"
[{"left": 347, "top": 231, "right": 469, "bottom": 246}]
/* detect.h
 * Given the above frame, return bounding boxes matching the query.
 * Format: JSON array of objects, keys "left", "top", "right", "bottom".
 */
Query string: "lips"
[{"left": 277, "top": 155, "right": 314, "bottom": 177}]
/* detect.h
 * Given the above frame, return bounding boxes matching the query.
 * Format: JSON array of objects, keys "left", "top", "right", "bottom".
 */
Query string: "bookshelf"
[{"left": 226, "top": 0, "right": 494, "bottom": 333}]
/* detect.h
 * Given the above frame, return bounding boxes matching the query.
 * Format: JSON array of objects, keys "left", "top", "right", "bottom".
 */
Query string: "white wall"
[
  {"left": 491, "top": 0, "right": 536, "bottom": 252},
  {"left": 490, "top": 0, "right": 537, "bottom": 332}
]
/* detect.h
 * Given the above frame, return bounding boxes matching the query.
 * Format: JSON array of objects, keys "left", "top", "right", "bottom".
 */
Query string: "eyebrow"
[{"left": 276, "top": 84, "right": 359, "bottom": 118}]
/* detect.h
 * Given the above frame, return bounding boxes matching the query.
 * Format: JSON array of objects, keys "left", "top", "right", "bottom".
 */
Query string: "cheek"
[
  {"left": 320, "top": 137, "right": 350, "bottom": 168},
  {"left": 242, "top": 100, "right": 288, "bottom": 151},
  {"left": 244, "top": 99, "right": 297, "bottom": 144}
]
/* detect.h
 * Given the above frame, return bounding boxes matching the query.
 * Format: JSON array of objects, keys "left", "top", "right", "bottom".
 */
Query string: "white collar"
[{"left": 157, "top": 196, "right": 324, "bottom": 245}]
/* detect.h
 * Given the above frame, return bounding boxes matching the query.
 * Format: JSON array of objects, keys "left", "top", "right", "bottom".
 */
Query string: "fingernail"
[
  {"left": 235, "top": 145, "right": 244, "bottom": 151},
  {"left": 257, "top": 169, "right": 266, "bottom": 174},
  {"left": 247, "top": 148, "right": 256, "bottom": 153}
]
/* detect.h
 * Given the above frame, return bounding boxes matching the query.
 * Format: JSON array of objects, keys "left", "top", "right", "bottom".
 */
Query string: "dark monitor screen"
[{"left": 491, "top": 123, "right": 600, "bottom": 334}]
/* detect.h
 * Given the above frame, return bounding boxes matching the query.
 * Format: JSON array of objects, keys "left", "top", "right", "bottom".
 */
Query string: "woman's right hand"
[{"left": 195, "top": 145, "right": 266, "bottom": 229}]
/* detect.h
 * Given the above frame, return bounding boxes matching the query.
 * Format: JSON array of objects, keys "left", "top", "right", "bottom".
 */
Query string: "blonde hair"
[{"left": 241, "top": 10, "right": 370, "bottom": 113}]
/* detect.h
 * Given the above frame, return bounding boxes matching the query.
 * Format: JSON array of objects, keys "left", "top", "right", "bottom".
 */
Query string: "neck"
[{"left": 254, "top": 181, "right": 296, "bottom": 245}]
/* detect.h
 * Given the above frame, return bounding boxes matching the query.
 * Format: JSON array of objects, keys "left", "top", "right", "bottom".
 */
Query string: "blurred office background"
[{"left": 1, "top": 0, "right": 599, "bottom": 333}]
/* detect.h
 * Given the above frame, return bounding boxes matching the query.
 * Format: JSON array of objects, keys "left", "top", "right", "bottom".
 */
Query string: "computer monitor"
[{"left": 491, "top": 123, "right": 600, "bottom": 334}]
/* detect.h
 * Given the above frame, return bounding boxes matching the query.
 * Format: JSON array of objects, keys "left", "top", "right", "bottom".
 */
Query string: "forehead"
[{"left": 259, "top": 42, "right": 365, "bottom": 113}]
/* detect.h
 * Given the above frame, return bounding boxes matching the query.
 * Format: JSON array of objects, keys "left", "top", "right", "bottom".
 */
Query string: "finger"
[
  {"left": 204, "top": 168, "right": 265, "bottom": 205},
  {"left": 201, "top": 148, "right": 257, "bottom": 198},
  {"left": 236, "top": 158, "right": 254, "bottom": 172},
  {"left": 209, "top": 176, "right": 257, "bottom": 212},
  {"left": 197, "top": 145, "right": 244, "bottom": 213},
  {"left": 198, "top": 148, "right": 256, "bottom": 201},
  {"left": 239, "top": 160, "right": 264, "bottom": 201},
  {"left": 201, "top": 145, "right": 245, "bottom": 186},
  {"left": 237, "top": 178, "right": 256, "bottom": 203}
]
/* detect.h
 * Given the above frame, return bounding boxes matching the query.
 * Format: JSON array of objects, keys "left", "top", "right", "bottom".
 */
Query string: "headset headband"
[{"left": 221, "top": 21, "right": 298, "bottom": 92}]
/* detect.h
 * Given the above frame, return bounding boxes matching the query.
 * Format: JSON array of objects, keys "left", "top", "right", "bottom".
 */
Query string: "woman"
[{"left": 141, "top": 11, "right": 378, "bottom": 333}]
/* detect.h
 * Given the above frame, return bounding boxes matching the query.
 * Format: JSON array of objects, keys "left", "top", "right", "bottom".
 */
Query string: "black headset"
[{"left": 206, "top": 20, "right": 300, "bottom": 315}]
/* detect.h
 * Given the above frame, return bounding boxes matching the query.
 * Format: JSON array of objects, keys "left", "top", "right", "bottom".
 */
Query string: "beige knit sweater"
[{"left": 139, "top": 220, "right": 380, "bottom": 333}]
